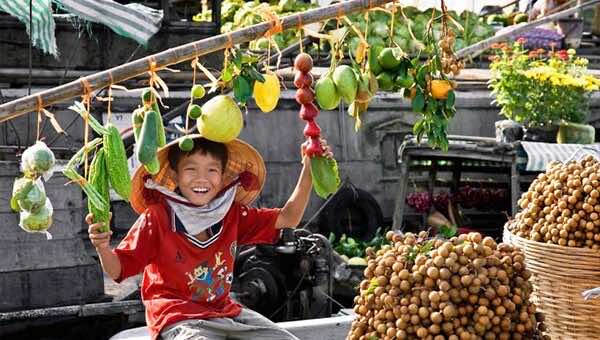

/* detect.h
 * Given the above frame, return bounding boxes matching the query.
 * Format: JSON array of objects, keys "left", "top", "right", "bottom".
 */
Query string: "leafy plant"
[
  {"left": 220, "top": 50, "right": 265, "bottom": 106},
  {"left": 489, "top": 40, "right": 600, "bottom": 127},
  {"left": 329, "top": 227, "right": 390, "bottom": 259}
]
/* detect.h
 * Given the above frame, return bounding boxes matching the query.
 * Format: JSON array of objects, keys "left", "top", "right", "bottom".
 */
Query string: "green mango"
[
  {"left": 395, "top": 72, "right": 415, "bottom": 89},
  {"left": 315, "top": 72, "right": 341, "bottom": 110},
  {"left": 332, "top": 65, "right": 358, "bottom": 105},
  {"left": 376, "top": 72, "right": 395, "bottom": 91},
  {"left": 377, "top": 47, "right": 404, "bottom": 70}
]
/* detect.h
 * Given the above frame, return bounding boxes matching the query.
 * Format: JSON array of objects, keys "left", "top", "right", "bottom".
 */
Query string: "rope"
[
  {"left": 80, "top": 78, "right": 93, "bottom": 178},
  {"left": 226, "top": 33, "right": 234, "bottom": 49},
  {"left": 107, "top": 72, "right": 114, "bottom": 122},
  {"left": 188, "top": 57, "right": 199, "bottom": 133},
  {"left": 298, "top": 15, "right": 304, "bottom": 54},
  {"left": 36, "top": 95, "right": 43, "bottom": 141}
]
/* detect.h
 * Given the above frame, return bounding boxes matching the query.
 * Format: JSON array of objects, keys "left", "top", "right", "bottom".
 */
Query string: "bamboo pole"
[
  {"left": 0, "top": 0, "right": 393, "bottom": 123},
  {"left": 456, "top": 0, "right": 600, "bottom": 59}
]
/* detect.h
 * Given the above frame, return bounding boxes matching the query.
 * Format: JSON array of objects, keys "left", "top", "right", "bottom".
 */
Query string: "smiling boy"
[{"left": 88, "top": 135, "right": 328, "bottom": 340}]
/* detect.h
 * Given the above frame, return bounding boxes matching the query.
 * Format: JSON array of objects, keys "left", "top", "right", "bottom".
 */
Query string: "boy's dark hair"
[{"left": 168, "top": 138, "right": 228, "bottom": 172}]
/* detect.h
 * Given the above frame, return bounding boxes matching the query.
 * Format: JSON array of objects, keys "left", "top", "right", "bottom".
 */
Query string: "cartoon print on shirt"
[{"left": 185, "top": 252, "right": 231, "bottom": 302}]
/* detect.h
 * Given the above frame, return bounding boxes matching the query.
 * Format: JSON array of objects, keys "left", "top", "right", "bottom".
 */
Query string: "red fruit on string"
[
  {"left": 299, "top": 103, "right": 319, "bottom": 120},
  {"left": 303, "top": 120, "right": 321, "bottom": 138},
  {"left": 294, "top": 72, "right": 313, "bottom": 89},
  {"left": 294, "top": 53, "right": 313, "bottom": 73},
  {"left": 295, "top": 88, "right": 315, "bottom": 105}
]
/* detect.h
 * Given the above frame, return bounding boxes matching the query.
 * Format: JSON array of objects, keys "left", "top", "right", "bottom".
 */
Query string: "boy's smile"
[{"left": 175, "top": 152, "right": 224, "bottom": 206}]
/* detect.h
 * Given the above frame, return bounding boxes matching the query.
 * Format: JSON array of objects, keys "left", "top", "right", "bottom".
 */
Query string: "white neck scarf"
[{"left": 144, "top": 178, "right": 237, "bottom": 235}]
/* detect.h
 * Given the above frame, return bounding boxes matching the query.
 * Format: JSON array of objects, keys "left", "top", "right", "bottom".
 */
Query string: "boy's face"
[{"left": 175, "top": 151, "right": 224, "bottom": 206}]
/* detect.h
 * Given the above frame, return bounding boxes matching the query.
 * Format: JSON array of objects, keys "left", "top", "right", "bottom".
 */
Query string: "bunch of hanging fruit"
[
  {"left": 294, "top": 52, "right": 341, "bottom": 198},
  {"left": 10, "top": 141, "right": 56, "bottom": 237},
  {"left": 68, "top": 101, "right": 132, "bottom": 233}
]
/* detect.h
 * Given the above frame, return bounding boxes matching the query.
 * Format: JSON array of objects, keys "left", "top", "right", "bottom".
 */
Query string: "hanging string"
[
  {"left": 33, "top": 95, "right": 64, "bottom": 137},
  {"left": 298, "top": 15, "right": 304, "bottom": 54},
  {"left": 389, "top": 0, "right": 397, "bottom": 47},
  {"left": 226, "top": 33, "right": 234, "bottom": 50},
  {"left": 36, "top": 95, "right": 43, "bottom": 141},
  {"left": 107, "top": 72, "right": 114, "bottom": 122},
  {"left": 258, "top": 7, "right": 283, "bottom": 70},
  {"left": 146, "top": 57, "right": 179, "bottom": 108},
  {"left": 80, "top": 78, "right": 93, "bottom": 178},
  {"left": 188, "top": 57, "right": 199, "bottom": 133}
]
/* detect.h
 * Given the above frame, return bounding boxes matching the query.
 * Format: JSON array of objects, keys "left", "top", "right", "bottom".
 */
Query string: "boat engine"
[{"left": 231, "top": 229, "right": 333, "bottom": 322}]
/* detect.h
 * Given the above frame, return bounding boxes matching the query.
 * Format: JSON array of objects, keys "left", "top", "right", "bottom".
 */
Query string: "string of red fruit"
[{"left": 294, "top": 53, "right": 323, "bottom": 157}]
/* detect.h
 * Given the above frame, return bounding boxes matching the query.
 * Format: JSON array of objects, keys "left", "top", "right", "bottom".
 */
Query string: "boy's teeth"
[{"left": 192, "top": 188, "right": 209, "bottom": 193}]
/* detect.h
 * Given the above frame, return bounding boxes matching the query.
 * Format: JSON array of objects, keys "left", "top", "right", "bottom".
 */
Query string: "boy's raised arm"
[{"left": 275, "top": 155, "right": 313, "bottom": 229}]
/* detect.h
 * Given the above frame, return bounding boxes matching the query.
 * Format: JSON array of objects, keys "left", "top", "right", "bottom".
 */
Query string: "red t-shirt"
[{"left": 113, "top": 200, "right": 281, "bottom": 340}]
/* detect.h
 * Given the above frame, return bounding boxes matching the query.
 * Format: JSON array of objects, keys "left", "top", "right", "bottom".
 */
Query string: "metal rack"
[{"left": 391, "top": 135, "right": 538, "bottom": 232}]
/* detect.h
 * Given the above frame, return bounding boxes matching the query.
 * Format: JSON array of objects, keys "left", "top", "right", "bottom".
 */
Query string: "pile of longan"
[
  {"left": 509, "top": 156, "right": 600, "bottom": 248},
  {"left": 347, "top": 231, "right": 548, "bottom": 340}
]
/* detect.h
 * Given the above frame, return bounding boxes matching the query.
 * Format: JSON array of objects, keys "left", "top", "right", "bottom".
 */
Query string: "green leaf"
[
  {"left": 310, "top": 156, "right": 341, "bottom": 199},
  {"left": 412, "top": 90, "right": 425, "bottom": 113},
  {"left": 446, "top": 90, "right": 456, "bottom": 108},
  {"left": 328, "top": 232, "right": 336, "bottom": 245},
  {"left": 416, "top": 65, "right": 428, "bottom": 85},
  {"left": 233, "top": 75, "right": 252, "bottom": 104},
  {"left": 440, "top": 225, "right": 457, "bottom": 238},
  {"left": 246, "top": 66, "right": 265, "bottom": 83},
  {"left": 420, "top": 240, "right": 434, "bottom": 255}
]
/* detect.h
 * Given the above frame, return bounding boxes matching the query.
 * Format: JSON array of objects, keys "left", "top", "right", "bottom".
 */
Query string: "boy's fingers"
[
  {"left": 85, "top": 213, "right": 94, "bottom": 224},
  {"left": 88, "top": 223, "right": 107, "bottom": 234},
  {"left": 89, "top": 231, "right": 112, "bottom": 240}
]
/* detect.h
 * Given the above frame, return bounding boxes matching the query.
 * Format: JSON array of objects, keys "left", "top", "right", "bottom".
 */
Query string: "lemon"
[{"left": 253, "top": 73, "right": 280, "bottom": 113}]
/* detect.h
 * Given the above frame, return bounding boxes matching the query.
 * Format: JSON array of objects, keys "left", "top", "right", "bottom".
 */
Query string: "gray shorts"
[{"left": 160, "top": 308, "right": 300, "bottom": 340}]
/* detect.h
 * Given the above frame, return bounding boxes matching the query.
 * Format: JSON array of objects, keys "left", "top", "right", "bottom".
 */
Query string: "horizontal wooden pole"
[
  {"left": 456, "top": 0, "right": 600, "bottom": 59},
  {"left": 0, "top": 0, "right": 394, "bottom": 123}
]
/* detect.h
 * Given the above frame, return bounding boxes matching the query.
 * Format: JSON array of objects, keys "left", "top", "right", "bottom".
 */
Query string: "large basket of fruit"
[{"left": 504, "top": 155, "right": 600, "bottom": 339}]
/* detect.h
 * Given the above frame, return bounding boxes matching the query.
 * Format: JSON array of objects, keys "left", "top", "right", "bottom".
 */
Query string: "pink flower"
[
  {"left": 557, "top": 50, "right": 568, "bottom": 60},
  {"left": 516, "top": 37, "right": 527, "bottom": 44}
]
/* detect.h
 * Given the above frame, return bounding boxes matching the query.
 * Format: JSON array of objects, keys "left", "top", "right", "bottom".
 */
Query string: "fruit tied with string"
[
  {"left": 253, "top": 72, "right": 281, "bottom": 113},
  {"left": 294, "top": 53, "right": 322, "bottom": 158},
  {"left": 438, "top": 13, "right": 464, "bottom": 76},
  {"left": 198, "top": 95, "right": 243, "bottom": 143},
  {"left": 294, "top": 52, "right": 340, "bottom": 198}
]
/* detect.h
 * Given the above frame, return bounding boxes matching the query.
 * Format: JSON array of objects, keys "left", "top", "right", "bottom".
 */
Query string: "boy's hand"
[
  {"left": 301, "top": 138, "right": 334, "bottom": 162},
  {"left": 86, "top": 213, "right": 112, "bottom": 250}
]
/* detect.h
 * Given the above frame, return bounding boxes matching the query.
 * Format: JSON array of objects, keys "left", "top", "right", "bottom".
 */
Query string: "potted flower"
[{"left": 488, "top": 39, "right": 600, "bottom": 143}]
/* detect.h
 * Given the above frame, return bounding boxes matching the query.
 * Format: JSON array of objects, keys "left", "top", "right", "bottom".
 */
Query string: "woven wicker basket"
[{"left": 503, "top": 227, "right": 600, "bottom": 339}]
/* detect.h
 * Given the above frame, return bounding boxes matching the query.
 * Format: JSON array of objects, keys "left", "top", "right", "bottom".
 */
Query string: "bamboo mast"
[{"left": 0, "top": 0, "right": 393, "bottom": 123}]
